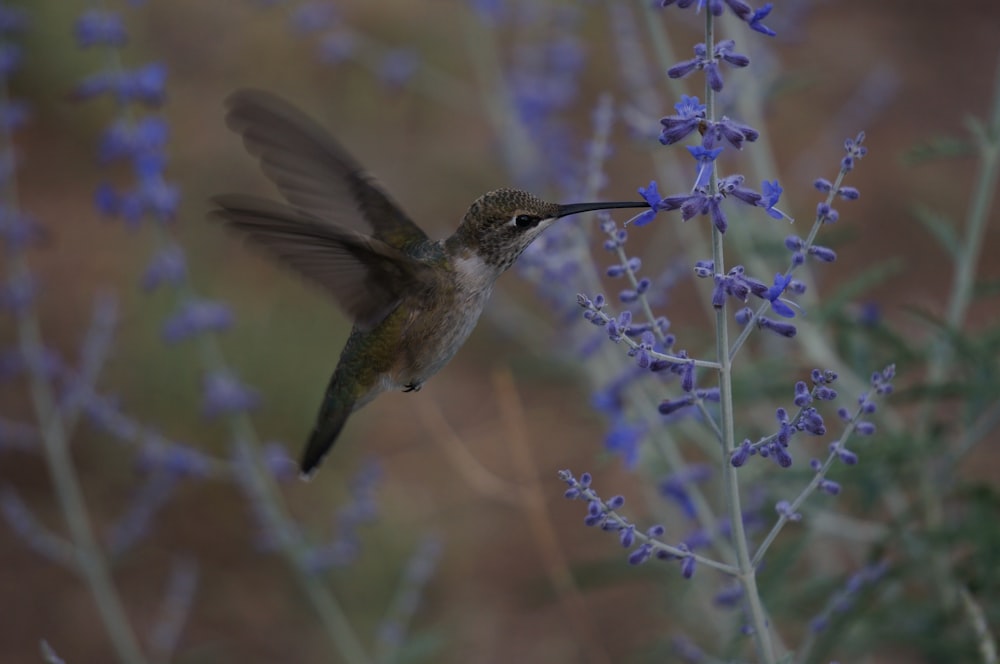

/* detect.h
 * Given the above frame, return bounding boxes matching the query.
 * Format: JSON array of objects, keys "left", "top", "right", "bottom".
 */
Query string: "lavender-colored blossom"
[
  {"left": 730, "top": 439, "right": 753, "bottom": 467},
  {"left": 687, "top": 145, "right": 723, "bottom": 188},
  {"left": 748, "top": 3, "right": 776, "bottom": 36},
  {"left": 0, "top": 43, "right": 21, "bottom": 76},
  {"left": 378, "top": 49, "right": 418, "bottom": 89},
  {"left": 0, "top": 98, "right": 28, "bottom": 131},
  {"left": 668, "top": 40, "right": 748, "bottom": 92},
  {"left": 318, "top": 30, "right": 357, "bottom": 64},
  {"left": 659, "top": 465, "right": 710, "bottom": 520},
  {"left": 135, "top": 439, "right": 212, "bottom": 477},
  {"left": 758, "top": 179, "right": 788, "bottom": 219},
  {"left": 74, "top": 10, "right": 127, "bottom": 47},
  {"left": 658, "top": 95, "right": 706, "bottom": 145},
  {"left": 757, "top": 316, "right": 796, "bottom": 338},
  {"left": 142, "top": 244, "right": 187, "bottom": 290},
  {"left": 681, "top": 550, "right": 697, "bottom": 578},
  {"left": 98, "top": 116, "right": 169, "bottom": 163},
  {"left": 631, "top": 180, "right": 663, "bottom": 226},
  {"left": 775, "top": 500, "right": 801, "bottom": 521},
  {"left": 289, "top": 1, "right": 338, "bottom": 33},
  {"left": 702, "top": 116, "right": 759, "bottom": 150},
  {"left": 202, "top": 371, "right": 260, "bottom": 418},
  {"left": 161, "top": 299, "right": 234, "bottom": 343},
  {"left": 659, "top": 395, "right": 694, "bottom": 415},
  {"left": 604, "top": 419, "right": 644, "bottom": 468},
  {"left": 262, "top": 441, "right": 297, "bottom": 482},
  {"left": 75, "top": 62, "right": 168, "bottom": 106},
  {"left": 808, "top": 245, "right": 837, "bottom": 262},
  {"left": 0, "top": 5, "right": 28, "bottom": 34},
  {"left": 842, "top": 132, "right": 868, "bottom": 172}
]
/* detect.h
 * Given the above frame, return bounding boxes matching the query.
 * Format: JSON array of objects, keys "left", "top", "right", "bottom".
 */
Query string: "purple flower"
[
  {"left": 0, "top": 6, "right": 28, "bottom": 34},
  {"left": 318, "top": 31, "right": 357, "bottom": 64},
  {"left": 0, "top": 43, "right": 21, "bottom": 76},
  {"left": 702, "top": 116, "right": 759, "bottom": 150},
  {"left": 98, "top": 116, "right": 169, "bottom": 163},
  {"left": 604, "top": 419, "right": 645, "bottom": 468},
  {"left": 142, "top": 244, "right": 187, "bottom": 290},
  {"left": 764, "top": 273, "right": 797, "bottom": 318},
  {"left": 659, "top": 95, "right": 706, "bottom": 145},
  {"left": 202, "top": 371, "right": 260, "bottom": 418},
  {"left": 74, "top": 10, "right": 127, "bottom": 48},
  {"left": 758, "top": 180, "right": 787, "bottom": 219},
  {"left": 161, "top": 299, "right": 233, "bottom": 343},
  {"left": 668, "top": 40, "right": 748, "bottom": 92},
  {"left": 686, "top": 145, "right": 723, "bottom": 187},
  {"left": 379, "top": 49, "right": 418, "bottom": 88},
  {"left": 757, "top": 316, "right": 796, "bottom": 338},
  {"left": 631, "top": 181, "right": 663, "bottom": 226},
  {"left": 75, "top": 62, "right": 168, "bottom": 106},
  {"left": 289, "top": 1, "right": 339, "bottom": 33},
  {"left": 730, "top": 439, "right": 753, "bottom": 467},
  {"left": 748, "top": 3, "right": 776, "bottom": 37},
  {"left": 842, "top": 131, "right": 868, "bottom": 172}
]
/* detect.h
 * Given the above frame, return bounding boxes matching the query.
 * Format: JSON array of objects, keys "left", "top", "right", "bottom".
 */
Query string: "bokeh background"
[{"left": 3, "top": 1, "right": 1000, "bottom": 662}]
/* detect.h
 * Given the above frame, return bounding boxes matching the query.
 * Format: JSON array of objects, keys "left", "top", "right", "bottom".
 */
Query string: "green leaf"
[
  {"left": 903, "top": 136, "right": 976, "bottom": 164},
  {"left": 911, "top": 205, "right": 960, "bottom": 260}
]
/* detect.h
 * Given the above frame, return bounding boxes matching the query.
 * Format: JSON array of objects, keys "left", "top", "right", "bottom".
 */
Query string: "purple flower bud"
[
  {"left": 730, "top": 439, "right": 752, "bottom": 467},
  {"left": 757, "top": 316, "right": 796, "bottom": 338},
  {"left": 808, "top": 245, "right": 837, "bottom": 262},
  {"left": 793, "top": 381, "right": 812, "bottom": 406},
  {"left": 202, "top": 372, "right": 260, "bottom": 418},
  {"left": 855, "top": 421, "right": 876, "bottom": 435},
  {"left": 836, "top": 447, "right": 859, "bottom": 465},
  {"left": 776, "top": 500, "right": 801, "bottom": 521},
  {"left": 819, "top": 479, "right": 841, "bottom": 495},
  {"left": 659, "top": 395, "right": 694, "bottom": 416},
  {"left": 784, "top": 235, "right": 804, "bottom": 251},
  {"left": 681, "top": 554, "right": 697, "bottom": 579},
  {"left": 628, "top": 543, "right": 653, "bottom": 565},
  {"left": 619, "top": 524, "right": 635, "bottom": 548}
]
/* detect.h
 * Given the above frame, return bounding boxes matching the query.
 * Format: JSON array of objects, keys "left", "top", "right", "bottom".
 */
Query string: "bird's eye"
[{"left": 513, "top": 214, "right": 540, "bottom": 229}]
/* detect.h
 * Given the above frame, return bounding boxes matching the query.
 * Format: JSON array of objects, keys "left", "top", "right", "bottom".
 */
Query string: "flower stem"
[{"left": 702, "top": 10, "right": 776, "bottom": 663}]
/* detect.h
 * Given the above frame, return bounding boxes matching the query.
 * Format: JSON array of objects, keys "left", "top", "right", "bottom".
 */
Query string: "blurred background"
[{"left": 2, "top": 0, "right": 1000, "bottom": 662}]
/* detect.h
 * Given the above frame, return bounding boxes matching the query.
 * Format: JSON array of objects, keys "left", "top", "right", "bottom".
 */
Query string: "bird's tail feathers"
[{"left": 299, "top": 389, "right": 355, "bottom": 479}]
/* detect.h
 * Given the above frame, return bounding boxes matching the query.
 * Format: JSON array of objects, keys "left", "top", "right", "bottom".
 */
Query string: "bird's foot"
[{"left": 403, "top": 382, "right": 422, "bottom": 393}]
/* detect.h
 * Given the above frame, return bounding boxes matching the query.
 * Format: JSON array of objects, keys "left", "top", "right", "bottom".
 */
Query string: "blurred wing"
[
  {"left": 212, "top": 195, "right": 433, "bottom": 330},
  {"left": 225, "top": 89, "right": 430, "bottom": 251}
]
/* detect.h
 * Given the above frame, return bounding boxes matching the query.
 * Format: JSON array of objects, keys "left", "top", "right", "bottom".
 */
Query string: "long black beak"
[{"left": 556, "top": 201, "right": 651, "bottom": 218}]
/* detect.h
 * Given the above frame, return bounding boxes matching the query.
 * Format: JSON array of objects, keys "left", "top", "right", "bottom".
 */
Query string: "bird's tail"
[{"left": 300, "top": 377, "right": 355, "bottom": 478}]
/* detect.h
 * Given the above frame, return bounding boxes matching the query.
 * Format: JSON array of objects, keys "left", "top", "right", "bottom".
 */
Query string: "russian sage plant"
[{"left": 3, "top": 1, "right": 999, "bottom": 663}]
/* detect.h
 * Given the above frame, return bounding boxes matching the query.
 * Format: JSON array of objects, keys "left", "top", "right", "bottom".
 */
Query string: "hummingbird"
[{"left": 212, "top": 89, "right": 650, "bottom": 476}]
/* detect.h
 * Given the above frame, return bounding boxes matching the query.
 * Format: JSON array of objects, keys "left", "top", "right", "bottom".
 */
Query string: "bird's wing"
[
  {"left": 224, "top": 89, "right": 430, "bottom": 251},
  {"left": 212, "top": 195, "right": 435, "bottom": 330}
]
